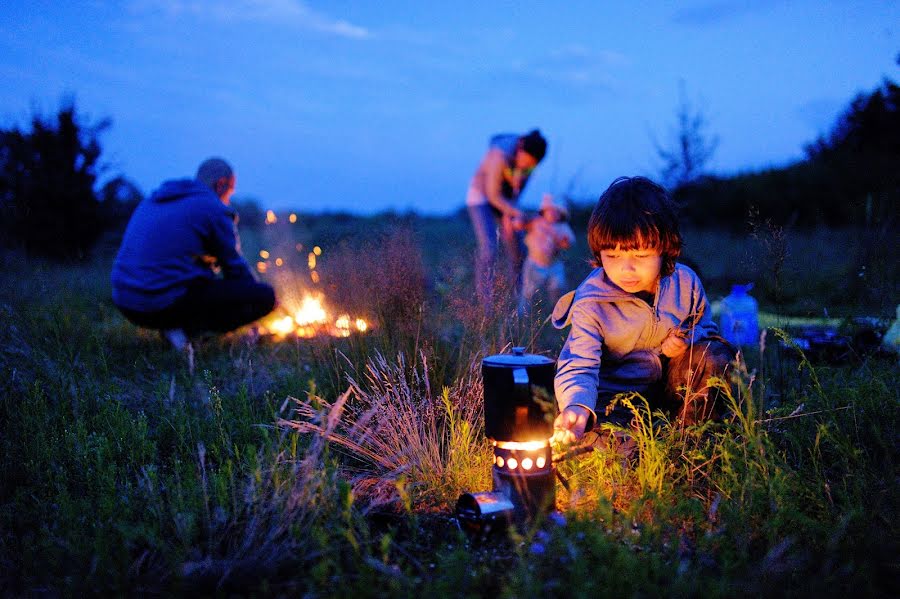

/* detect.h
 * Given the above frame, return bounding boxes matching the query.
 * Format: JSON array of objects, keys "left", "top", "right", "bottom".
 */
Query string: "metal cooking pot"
[{"left": 482, "top": 347, "right": 556, "bottom": 441}]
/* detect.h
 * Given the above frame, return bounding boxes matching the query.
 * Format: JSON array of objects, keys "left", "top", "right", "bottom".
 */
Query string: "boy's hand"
[
  {"left": 552, "top": 405, "right": 592, "bottom": 445},
  {"left": 661, "top": 329, "right": 688, "bottom": 358}
]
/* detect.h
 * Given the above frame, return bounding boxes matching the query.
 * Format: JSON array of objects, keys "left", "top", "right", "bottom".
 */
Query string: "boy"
[
  {"left": 551, "top": 176, "right": 735, "bottom": 444},
  {"left": 519, "top": 193, "right": 575, "bottom": 314}
]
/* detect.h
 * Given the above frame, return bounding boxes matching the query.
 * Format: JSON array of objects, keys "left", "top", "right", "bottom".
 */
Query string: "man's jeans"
[
  {"left": 468, "top": 201, "right": 524, "bottom": 309},
  {"left": 117, "top": 278, "right": 276, "bottom": 334}
]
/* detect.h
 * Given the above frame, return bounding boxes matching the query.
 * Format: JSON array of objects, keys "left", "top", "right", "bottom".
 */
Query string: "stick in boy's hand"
[{"left": 660, "top": 327, "right": 688, "bottom": 358}]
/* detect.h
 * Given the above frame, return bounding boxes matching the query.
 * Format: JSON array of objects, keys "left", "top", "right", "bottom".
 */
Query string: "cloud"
[
  {"left": 506, "top": 45, "right": 630, "bottom": 95},
  {"left": 129, "top": 0, "right": 370, "bottom": 39},
  {"left": 670, "top": 0, "right": 783, "bottom": 26}
]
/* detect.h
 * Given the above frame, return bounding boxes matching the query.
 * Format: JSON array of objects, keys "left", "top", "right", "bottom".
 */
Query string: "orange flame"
[
  {"left": 261, "top": 294, "right": 370, "bottom": 339},
  {"left": 493, "top": 440, "right": 549, "bottom": 451}
]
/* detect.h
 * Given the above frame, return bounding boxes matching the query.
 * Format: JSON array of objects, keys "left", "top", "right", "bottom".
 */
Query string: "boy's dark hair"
[
  {"left": 520, "top": 129, "right": 547, "bottom": 162},
  {"left": 587, "top": 176, "right": 682, "bottom": 276}
]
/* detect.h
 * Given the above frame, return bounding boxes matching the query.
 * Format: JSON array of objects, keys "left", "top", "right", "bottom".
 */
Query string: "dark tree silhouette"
[
  {"left": 806, "top": 79, "right": 899, "bottom": 161},
  {"left": 669, "top": 77, "right": 898, "bottom": 230},
  {"left": 99, "top": 175, "right": 143, "bottom": 229},
  {"left": 0, "top": 100, "right": 110, "bottom": 259},
  {"left": 654, "top": 81, "right": 719, "bottom": 190}
]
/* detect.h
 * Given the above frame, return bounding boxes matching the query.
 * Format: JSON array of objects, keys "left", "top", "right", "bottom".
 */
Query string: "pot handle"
[{"left": 513, "top": 367, "right": 529, "bottom": 387}]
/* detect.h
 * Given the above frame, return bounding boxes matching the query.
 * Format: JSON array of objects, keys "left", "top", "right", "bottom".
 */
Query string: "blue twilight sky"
[{"left": 1, "top": 1, "right": 897, "bottom": 215}]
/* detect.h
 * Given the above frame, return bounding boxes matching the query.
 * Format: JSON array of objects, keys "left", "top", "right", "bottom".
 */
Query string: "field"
[{"left": 1, "top": 213, "right": 897, "bottom": 596}]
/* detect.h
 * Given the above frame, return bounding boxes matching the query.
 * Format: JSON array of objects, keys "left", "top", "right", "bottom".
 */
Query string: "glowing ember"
[
  {"left": 255, "top": 243, "right": 369, "bottom": 339},
  {"left": 260, "top": 293, "right": 370, "bottom": 339},
  {"left": 270, "top": 315, "right": 295, "bottom": 336},
  {"left": 295, "top": 295, "right": 327, "bottom": 326},
  {"left": 494, "top": 440, "right": 549, "bottom": 451},
  {"left": 265, "top": 210, "right": 277, "bottom": 224}
]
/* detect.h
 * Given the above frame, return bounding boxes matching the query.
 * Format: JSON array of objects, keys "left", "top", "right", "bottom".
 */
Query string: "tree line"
[
  {"left": 673, "top": 79, "right": 898, "bottom": 230},
  {"left": 1, "top": 79, "right": 898, "bottom": 261}
]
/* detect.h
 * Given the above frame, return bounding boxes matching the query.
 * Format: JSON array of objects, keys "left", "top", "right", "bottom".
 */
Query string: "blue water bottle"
[{"left": 719, "top": 283, "right": 759, "bottom": 346}]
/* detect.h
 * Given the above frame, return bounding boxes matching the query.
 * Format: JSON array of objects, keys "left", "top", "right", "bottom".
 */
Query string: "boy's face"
[{"left": 599, "top": 245, "right": 662, "bottom": 294}]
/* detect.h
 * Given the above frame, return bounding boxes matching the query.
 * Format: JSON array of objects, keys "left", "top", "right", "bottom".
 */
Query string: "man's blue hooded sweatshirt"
[{"left": 111, "top": 179, "right": 254, "bottom": 313}]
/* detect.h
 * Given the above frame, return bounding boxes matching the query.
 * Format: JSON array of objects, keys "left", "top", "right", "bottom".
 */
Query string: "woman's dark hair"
[
  {"left": 587, "top": 176, "right": 682, "bottom": 276},
  {"left": 520, "top": 129, "right": 547, "bottom": 162}
]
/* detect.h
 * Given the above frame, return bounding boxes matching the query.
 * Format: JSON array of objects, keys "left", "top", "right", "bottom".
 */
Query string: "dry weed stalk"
[{"left": 279, "top": 351, "right": 492, "bottom": 509}]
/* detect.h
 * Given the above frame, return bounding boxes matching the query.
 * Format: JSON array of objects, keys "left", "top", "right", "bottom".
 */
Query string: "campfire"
[
  {"left": 252, "top": 218, "right": 371, "bottom": 339},
  {"left": 259, "top": 293, "right": 369, "bottom": 339}
]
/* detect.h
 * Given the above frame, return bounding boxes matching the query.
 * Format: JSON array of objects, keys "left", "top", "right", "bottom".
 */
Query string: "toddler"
[{"left": 519, "top": 193, "right": 575, "bottom": 313}]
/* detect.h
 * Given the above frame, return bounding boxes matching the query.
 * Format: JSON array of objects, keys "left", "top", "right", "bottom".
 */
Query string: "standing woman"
[{"left": 466, "top": 129, "right": 547, "bottom": 310}]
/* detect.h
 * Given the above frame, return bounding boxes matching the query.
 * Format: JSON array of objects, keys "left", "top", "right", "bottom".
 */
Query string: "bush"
[{"left": 0, "top": 101, "right": 110, "bottom": 260}]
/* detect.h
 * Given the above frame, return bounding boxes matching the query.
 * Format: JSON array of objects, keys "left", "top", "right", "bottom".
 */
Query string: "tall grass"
[
  {"left": 279, "top": 351, "right": 493, "bottom": 510},
  {"left": 1, "top": 216, "right": 897, "bottom": 595}
]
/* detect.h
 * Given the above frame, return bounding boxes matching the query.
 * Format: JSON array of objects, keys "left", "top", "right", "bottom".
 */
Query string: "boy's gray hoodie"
[{"left": 552, "top": 263, "right": 718, "bottom": 413}]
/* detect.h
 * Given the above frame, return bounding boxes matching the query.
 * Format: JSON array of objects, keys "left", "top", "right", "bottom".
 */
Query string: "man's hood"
[
  {"left": 149, "top": 179, "right": 213, "bottom": 203},
  {"left": 551, "top": 268, "right": 642, "bottom": 329}
]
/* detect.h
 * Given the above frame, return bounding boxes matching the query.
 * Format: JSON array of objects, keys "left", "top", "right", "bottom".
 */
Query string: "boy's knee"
[{"left": 701, "top": 339, "right": 737, "bottom": 371}]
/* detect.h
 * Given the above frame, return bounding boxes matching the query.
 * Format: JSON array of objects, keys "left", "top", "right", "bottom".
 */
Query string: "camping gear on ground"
[
  {"left": 455, "top": 347, "right": 557, "bottom": 537},
  {"left": 882, "top": 305, "right": 900, "bottom": 357},
  {"left": 719, "top": 283, "right": 759, "bottom": 346}
]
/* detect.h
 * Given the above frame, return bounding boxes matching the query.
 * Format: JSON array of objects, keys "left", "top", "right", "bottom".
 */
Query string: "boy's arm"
[
  {"left": 554, "top": 302, "right": 603, "bottom": 413},
  {"left": 684, "top": 275, "right": 718, "bottom": 344}
]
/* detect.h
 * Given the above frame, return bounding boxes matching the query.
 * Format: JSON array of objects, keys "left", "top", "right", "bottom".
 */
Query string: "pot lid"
[{"left": 483, "top": 346, "right": 555, "bottom": 367}]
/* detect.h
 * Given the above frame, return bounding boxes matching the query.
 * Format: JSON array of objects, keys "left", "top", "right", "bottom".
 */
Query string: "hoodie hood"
[
  {"left": 551, "top": 267, "right": 639, "bottom": 329},
  {"left": 150, "top": 179, "right": 214, "bottom": 203}
]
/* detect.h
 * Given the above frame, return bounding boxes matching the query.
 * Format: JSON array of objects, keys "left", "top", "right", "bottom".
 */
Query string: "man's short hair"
[{"left": 196, "top": 157, "right": 234, "bottom": 189}]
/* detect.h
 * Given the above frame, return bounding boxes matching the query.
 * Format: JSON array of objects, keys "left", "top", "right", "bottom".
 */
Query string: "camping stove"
[{"left": 455, "top": 347, "right": 556, "bottom": 535}]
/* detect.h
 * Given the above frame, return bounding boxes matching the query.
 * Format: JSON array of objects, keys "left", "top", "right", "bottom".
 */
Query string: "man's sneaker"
[{"left": 161, "top": 328, "right": 189, "bottom": 351}]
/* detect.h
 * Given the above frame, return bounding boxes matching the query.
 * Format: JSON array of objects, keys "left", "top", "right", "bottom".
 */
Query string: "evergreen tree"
[{"left": 0, "top": 100, "right": 110, "bottom": 259}]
